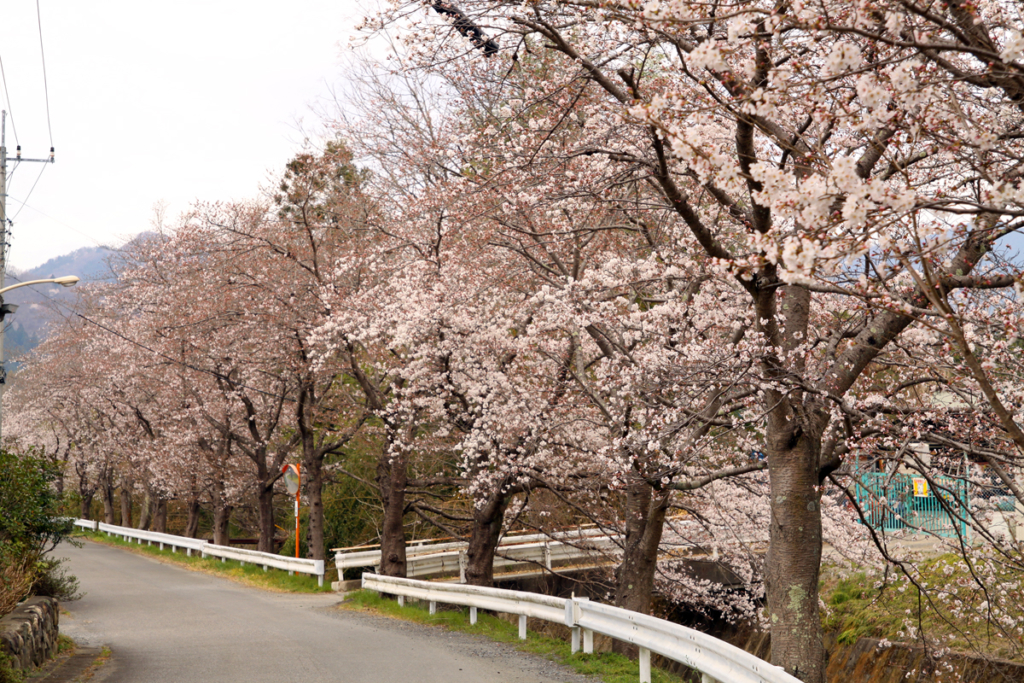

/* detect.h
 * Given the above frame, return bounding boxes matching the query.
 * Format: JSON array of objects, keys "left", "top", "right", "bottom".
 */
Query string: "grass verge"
[
  {"left": 341, "top": 589, "right": 687, "bottom": 683},
  {"left": 80, "top": 531, "right": 333, "bottom": 594},
  {"left": 821, "top": 554, "right": 1024, "bottom": 662}
]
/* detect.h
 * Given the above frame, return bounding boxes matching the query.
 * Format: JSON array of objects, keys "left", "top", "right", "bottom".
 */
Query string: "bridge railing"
[
  {"left": 362, "top": 573, "right": 797, "bottom": 683},
  {"left": 336, "top": 527, "right": 621, "bottom": 581},
  {"left": 77, "top": 519, "right": 326, "bottom": 586}
]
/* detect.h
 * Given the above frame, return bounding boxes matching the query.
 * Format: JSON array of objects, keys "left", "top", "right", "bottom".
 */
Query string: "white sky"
[{"left": 1, "top": 0, "right": 366, "bottom": 272}]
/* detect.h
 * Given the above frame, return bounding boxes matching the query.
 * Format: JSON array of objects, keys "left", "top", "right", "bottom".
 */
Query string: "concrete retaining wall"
[{"left": 0, "top": 597, "right": 59, "bottom": 670}]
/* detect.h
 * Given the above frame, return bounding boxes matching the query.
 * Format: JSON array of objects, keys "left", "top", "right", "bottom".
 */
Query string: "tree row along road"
[{"left": 58, "top": 541, "right": 591, "bottom": 683}]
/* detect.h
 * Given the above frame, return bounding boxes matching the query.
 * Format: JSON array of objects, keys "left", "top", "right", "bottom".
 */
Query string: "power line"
[
  {"left": 3, "top": 271, "right": 298, "bottom": 404},
  {"left": 10, "top": 163, "right": 47, "bottom": 222},
  {"left": 35, "top": 0, "right": 53, "bottom": 147},
  {"left": 0, "top": 53, "right": 18, "bottom": 147},
  {"left": 2, "top": 195, "right": 109, "bottom": 250},
  {"left": 75, "top": 312, "right": 298, "bottom": 403}
]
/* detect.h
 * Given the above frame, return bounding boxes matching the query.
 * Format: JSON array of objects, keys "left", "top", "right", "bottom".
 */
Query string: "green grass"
[
  {"left": 821, "top": 555, "right": 1024, "bottom": 662},
  {"left": 342, "top": 589, "right": 688, "bottom": 683},
  {"left": 81, "top": 531, "right": 333, "bottom": 594}
]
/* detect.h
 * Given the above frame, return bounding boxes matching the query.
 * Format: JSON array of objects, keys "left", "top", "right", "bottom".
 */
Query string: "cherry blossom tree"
[{"left": 351, "top": 1, "right": 1024, "bottom": 677}]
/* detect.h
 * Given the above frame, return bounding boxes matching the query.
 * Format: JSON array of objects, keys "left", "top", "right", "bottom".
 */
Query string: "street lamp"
[
  {"left": 0, "top": 275, "right": 80, "bottom": 295},
  {"left": 0, "top": 275, "right": 80, "bottom": 444}
]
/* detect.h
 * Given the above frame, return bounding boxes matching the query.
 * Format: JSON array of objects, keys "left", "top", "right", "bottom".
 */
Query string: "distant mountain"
[{"left": 3, "top": 245, "right": 117, "bottom": 356}]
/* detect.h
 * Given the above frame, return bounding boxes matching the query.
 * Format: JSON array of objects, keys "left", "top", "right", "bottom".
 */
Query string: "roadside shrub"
[
  {"left": 0, "top": 451, "right": 76, "bottom": 615},
  {"left": 29, "top": 558, "right": 82, "bottom": 602}
]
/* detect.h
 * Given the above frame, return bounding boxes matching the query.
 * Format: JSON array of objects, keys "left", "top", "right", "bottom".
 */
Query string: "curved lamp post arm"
[{"left": 0, "top": 276, "right": 79, "bottom": 296}]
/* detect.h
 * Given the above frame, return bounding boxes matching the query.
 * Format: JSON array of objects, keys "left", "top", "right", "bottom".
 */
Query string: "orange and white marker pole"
[{"left": 294, "top": 465, "right": 301, "bottom": 559}]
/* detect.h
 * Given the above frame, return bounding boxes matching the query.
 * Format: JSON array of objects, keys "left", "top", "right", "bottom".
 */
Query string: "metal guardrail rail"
[
  {"left": 201, "top": 543, "right": 325, "bottom": 585},
  {"left": 362, "top": 573, "right": 798, "bottom": 683},
  {"left": 336, "top": 528, "right": 621, "bottom": 581},
  {"left": 77, "top": 519, "right": 326, "bottom": 586}
]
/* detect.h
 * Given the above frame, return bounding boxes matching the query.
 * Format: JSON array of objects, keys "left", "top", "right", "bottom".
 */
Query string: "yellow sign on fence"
[{"left": 912, "top": 478, "right": 929, "bottom": 497}]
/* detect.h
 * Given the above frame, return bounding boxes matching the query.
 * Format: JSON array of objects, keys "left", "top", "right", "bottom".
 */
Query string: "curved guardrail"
[
  {"left": 361, "top": 573, "right": 797, "bottom": 683},
  {"left": 77, "top": 519, "right": 326, "bottom": 586}
]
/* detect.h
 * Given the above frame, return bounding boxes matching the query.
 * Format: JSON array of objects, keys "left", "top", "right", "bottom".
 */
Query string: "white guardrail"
[
  {"left": 363, "top": 574, "right": 797, "bottom": 683},
  {"left": 336, "top": 528, "right": 621, "bottom": 582},
  {"left": 75, "top": 519, "right": 326, "bottom": 586}
]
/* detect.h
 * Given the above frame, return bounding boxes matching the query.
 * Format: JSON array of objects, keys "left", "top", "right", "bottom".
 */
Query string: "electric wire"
[
  {"left": 10, "top": 163, "right": 47, "bottom": 221},
  {"left": 3, "top": 272, "right": 298, "bottom": 404},
  {"left": 75, "top": 312, "right": 298, "bottom": 403},
  {"left": 0, "top": 52, "right": 19, "bottom": 147},
  {"left": 3, "top": 197, "right": 110, "bottom": 250},
  {"left": 35, "top": 0, "right": 53, "bottom": 146}
]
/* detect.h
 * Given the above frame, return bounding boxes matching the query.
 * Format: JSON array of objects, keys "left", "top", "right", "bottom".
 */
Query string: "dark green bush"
[
  {"left": 0, "top": 450, "right": 76, "bottom": 615},
  {"left": 29, "top": 558, "right": 82, "bottom": 602}
]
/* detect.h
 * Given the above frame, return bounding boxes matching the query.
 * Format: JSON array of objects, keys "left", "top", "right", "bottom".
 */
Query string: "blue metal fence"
[{"left": 852, "top": 472, "right": 969, "bottom": 538}]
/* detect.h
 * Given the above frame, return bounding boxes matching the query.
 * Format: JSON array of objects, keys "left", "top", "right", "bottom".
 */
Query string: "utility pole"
[{"left": 0, "top": 110, "right": 55, "bottom": 445}]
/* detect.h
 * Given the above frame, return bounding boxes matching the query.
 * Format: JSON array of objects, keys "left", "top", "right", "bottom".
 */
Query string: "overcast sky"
[{"left": 1, "top": 0, "right": 365, "bottom": 272}]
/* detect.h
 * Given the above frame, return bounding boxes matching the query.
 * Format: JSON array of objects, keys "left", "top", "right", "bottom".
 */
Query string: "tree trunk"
[
  {"left": 464, "top": 493, "right": 508, "bottom": 587},
  {"left": 257, "top": 483, "right": 276, "bottom": 553},
  {"left": 185, "top": 498, "right": 201, "bottom": 538},
  {"left": 137, "top": 483, "right": 152, "bottom": 530},
  {"left": 152, "top": 497, "right": 168, "bottom": 533},
  {"left": 213, "top": 504, "right": 233, "bottom": 546},
  {"left": 765, "top": 417, "right": 827, "bottom": 683},
  {"left": 119, "top": 485, "right": 133, "bottom": 527},
  {"left": 303, "top": 453, "right": 326, "bottom": 561},
  {"left": 79, "top": 493, "right": 94, "bottom": 520},
  {"left": 101, "top": 478, "right": 115, "bottom": 525},
  {"left": 377, "top": 448, "right": 408, "bottom": 576},
  {"left": 612, "top": 478, "right": 670, "bottom": 656}
]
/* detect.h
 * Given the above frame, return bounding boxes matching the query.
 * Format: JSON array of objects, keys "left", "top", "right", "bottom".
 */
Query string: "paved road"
[{"left": 58, "top": 541, "right": 591, "bottom": 683}]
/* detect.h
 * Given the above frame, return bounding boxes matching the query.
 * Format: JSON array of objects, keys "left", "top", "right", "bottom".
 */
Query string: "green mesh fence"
[{"left": 852, "top": 472, "right": 969, "bottom": 538}]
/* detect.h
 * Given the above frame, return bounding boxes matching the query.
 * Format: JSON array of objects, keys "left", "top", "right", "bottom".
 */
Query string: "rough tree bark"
[
  {"left": 303, "top": 452, "right": 325, "bottom": 560},
  {"left": 213, "top": 504, "right": 233, "bottom": 546},
  {"left": 256, "top": 481, "right": 275, "bottom": 553},
  {"left": 764, "top": 409, "right": 829, "bottom": 683},
  {"left": 377, "top": 446, "right": 408, "bottom": 576},
  {"left": 79, "top": 493, "right": 94, "bottom": 520},
  {"left": 152, "top": 497, "right": 168, "bottom": 533},
  {"left": 119, "top": 483, "right": 132, "bottom": 527},
  {"left": 101, "top": 476, "right": 115, "bottom": 525},
  {"left": 137, "top": 482, "right": 152, "bottom": 531},
  {"left": 185, "top": 497, "right": 201, "bottom": 538},
  {"left": 464, "top": 492, "right": 509, "bottom": 587}
]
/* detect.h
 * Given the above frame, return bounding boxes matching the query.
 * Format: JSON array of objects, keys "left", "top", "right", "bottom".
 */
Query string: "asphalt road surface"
[{"left": 58, "top": 541, "right": 593, "bottom": 683}]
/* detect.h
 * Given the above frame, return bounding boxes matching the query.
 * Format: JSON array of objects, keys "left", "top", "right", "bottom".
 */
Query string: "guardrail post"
[
  {"left": 701, "top": 674, "right": 721, "bottom": 683},
  {"left": 518, "top": 615, "right": 527, "bottom": 640},
  {"left": 398, "top": 596, "right": 405, "bottom": 607},
  {"left": 543, "top": 542, "right": 551, "bottom": 569},
  {"left": 639, "top": 647, "right": 651, "bottom": 683},
  {"left": 583, "top": 628, "right": 593, "bottom": 654},
  {"left": 318, "top": 574, "right": 324, "bottom": 587},
  {"left": 429, "top": 601, "right": 437, "bottom": 615},
  {"left": 458, "top": 550, "right": 467, "bottom": 584},
  {"left": 571, "top": 627, "right": 581, "bottom": 653},
  {"left": 470, "top": 606, "right": 477, "bottom": 625},
  {"left": 263, "top": 564, "right": 268, "bottom": 572}
]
